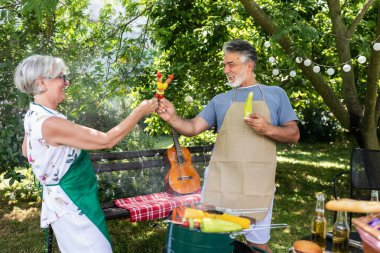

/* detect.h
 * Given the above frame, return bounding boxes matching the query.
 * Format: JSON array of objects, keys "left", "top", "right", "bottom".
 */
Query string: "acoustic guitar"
[{"left": 165, "top": 128, "right": 201, "bottom": 195}]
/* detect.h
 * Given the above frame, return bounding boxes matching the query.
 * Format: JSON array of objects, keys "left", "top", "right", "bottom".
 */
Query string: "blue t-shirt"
[{"left": 198, "top": 84, "right": 298, "bottom": 132}]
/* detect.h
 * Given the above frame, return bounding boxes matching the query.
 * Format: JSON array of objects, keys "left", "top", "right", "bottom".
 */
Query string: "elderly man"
[{"left": 157, "top": 39, "right": 299, "bottom": 252}]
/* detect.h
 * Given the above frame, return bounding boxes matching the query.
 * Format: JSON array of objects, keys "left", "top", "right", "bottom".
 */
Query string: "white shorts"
[
  {"left": 51, "top": 212, "right": 112, "bottom": 253},
  {"left": 245, "top": 197, "right": 274, "bottom": 244}
]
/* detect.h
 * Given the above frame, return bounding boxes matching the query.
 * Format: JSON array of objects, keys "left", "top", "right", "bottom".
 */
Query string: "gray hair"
[
  {"left": 14, "top": 55, "right": 68, "bottom": 96},
  {"left": 222, "top": 39, "right": 257, "bottom": 64}
]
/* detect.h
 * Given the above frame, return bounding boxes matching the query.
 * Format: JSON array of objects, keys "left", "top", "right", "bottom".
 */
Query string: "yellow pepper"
[
  {"left": 183, "top": 208, "right": 207, "bottom": 219},
  {"left": 201, "top": 218, "right": 242, "bottom": 233},
  {"left": 214, "top": 213, "right": 251, "bottom": 229},
  {"left": 244, "top": 91, "right": 253, "bottom": 117}
]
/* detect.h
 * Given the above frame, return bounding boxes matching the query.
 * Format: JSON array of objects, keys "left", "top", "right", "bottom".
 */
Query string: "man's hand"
[
  {"left": 156, "top": 98, "right": 177, "bottom": 122},
  {"left": 244, "top": 113, "right": 300, "bottom": 144},
  {"left": 244, "top": 113, "right": 270, "bottom": 135}
]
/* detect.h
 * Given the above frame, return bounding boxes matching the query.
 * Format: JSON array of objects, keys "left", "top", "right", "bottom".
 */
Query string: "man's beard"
[{"left": 226, "top": 65, "right": 246, "bottom": 88}]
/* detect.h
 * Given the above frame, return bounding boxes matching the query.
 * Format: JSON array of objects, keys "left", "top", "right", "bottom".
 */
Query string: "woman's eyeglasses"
[
  {"left": 56, "top": 74, "right": 67, "bottom": 83},
  {"left": 44, "top": 74, "right": 68, "bottom": 83}
]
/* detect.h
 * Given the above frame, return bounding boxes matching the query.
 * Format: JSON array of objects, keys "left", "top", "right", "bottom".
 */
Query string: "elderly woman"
[{"left": 14, "top": 55, "right": 158, "bottom": 253}]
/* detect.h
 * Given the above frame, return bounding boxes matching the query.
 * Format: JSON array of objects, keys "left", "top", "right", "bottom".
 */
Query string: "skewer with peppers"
[
  {"left": 155, "top": 71, "right": 174, "bottom": 99},
  {"left": 166, "top": 206, "right": 288, "bottom": 234},
  {"left": 168, "top": 206, "right": 251, "bottom": 233}
]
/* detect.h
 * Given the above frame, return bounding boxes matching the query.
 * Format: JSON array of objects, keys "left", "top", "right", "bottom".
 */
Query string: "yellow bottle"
[
  {"left": 332, "top": 211, "right": 350, "bottom": 253},
  {"left": 311, "top": 192, "right": 327, "bottom": 250}
]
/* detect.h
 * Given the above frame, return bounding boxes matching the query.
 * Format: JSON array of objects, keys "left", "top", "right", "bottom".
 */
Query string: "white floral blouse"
[{"left": 24, "top": 102, "right": 81, "bottom": 228}]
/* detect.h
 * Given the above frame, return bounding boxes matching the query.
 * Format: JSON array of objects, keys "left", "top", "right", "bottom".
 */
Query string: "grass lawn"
[{"left": 0, "top": 141, "right": 354, "bottom": 253}]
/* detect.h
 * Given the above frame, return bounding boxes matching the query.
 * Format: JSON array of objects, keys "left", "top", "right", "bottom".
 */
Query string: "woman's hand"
[{"left": 136, "top": 98, "right": 158, "bottom": 116}]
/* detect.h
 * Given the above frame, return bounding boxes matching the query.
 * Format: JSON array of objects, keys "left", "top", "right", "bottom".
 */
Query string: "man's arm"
[
  {"left": 157, "top": 98, "right": 209, "bottom": 137},
  {"left": 244, "top": 113, "right": 300, "bottom": 144}
]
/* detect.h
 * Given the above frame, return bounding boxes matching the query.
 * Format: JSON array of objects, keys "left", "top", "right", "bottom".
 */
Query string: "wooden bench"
[
  {"left": 47, "top": 145, "right": 213, "bottom": 252},
  {"left": 91, "top": 145, "right": 213, "bottom": 220}
]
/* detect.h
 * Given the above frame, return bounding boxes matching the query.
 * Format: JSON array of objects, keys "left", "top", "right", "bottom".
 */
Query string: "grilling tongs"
[{"left": 215, "top": 207, "right": 269, "bottom": 216}]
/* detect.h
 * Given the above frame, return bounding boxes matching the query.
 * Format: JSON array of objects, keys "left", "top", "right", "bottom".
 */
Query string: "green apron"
[{"left": 52, "top": 150, "right": 111, "bottom": 243}]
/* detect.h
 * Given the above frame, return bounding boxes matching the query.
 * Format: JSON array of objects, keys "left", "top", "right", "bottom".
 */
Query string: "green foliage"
[
  {"left": 180, "top": 130, "right": 217, "bottom": 146},
  {"left": 0, "top": 168, "right": 41, "bottom": 204},
  {"left": 0, "top": 0, "right": 155, "bottom": 180}
]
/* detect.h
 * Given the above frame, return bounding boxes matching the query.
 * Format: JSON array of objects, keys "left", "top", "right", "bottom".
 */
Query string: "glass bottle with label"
[
  {"left": 332, "top": 210, "right": 350, "bottom": 253},
  {"left": 311, "top": 192, "right": 327, "bottom": 250}
]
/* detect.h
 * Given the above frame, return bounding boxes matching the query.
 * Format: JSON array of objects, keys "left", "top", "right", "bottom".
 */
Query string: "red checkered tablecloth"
[{"left": 114, "top": 192, "right": 201, "bottom": 222}]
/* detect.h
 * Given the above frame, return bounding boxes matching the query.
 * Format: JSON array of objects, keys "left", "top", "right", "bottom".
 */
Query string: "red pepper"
[{"left": 181, "top": 221, "right": 189, "bottom": 228}]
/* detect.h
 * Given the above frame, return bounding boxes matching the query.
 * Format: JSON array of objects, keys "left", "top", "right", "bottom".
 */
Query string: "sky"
[{"left": 87, "top": 0, "right": 123, "bottom": 21}]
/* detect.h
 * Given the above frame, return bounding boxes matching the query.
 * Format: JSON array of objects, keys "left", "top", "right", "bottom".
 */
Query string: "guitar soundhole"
[{"left": 177, "top": 176, "right": 193, "bottom": 181}]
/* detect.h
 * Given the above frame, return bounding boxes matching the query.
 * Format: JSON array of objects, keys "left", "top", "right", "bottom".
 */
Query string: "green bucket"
[{"left": 164, "top": 222, "right": 235, "bottom": 253}]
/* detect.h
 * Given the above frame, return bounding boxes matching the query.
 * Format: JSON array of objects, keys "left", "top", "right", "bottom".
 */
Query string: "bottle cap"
[{"left": 316, "top": 192, "right": 325, "bottom": 200}]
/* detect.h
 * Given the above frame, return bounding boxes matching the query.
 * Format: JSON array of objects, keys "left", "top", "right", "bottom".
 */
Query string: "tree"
[
  {"left": 239, "top": 0, "right": 380, "bottom": 149},
  {"left": 0, "top": 0, "right": 154, "bottom": 179},
  {"left": 143, "top": 0, "right": 380, "bottom": 149}
]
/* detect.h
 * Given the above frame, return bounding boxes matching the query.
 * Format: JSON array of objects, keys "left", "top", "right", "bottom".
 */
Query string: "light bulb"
[
  {"left": 304, "top": 59, "right": 311, "bottom": 66},
  {"left": 327, "top": 68, "right": 335, "bottom": 75},
  {"left": 289, "top": 71, "right": 296, "bottom": 77},
  {"left": 342, "top": 64, "right": 351, "bottom": 72},
  {"left": 185, "top": 95, "right": 193, "bottom": 103},
  {"left": 373, "top": 43, "right": 380, "bottom": 51},
  {"left": 264, "top": 41, "right": 271, "bottom": 48},
  {"left": 313, "top": 66, "right": 320, "bottom": 73},
  {"left": 268, "top": 57, "right": 276, "bottom": 63},
  {"left": 295, "top": 57, "right": 303, "bottom": 63},
  {"left": 272, "top": 69, "right": 279, "bottom": 76},
  {"left": 358, "top": 56, "right": 366, "bottom": 64}
]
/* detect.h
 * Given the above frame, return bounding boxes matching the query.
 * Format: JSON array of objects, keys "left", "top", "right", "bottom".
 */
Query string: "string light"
[
  {"left": 327, "top": 68, "right": 335, "bottom": 75},
  {"left": 358, "top": 56, "right": 366, "bottom": 64},
  {"left": 303, "top": 59, "right": 311, "bottom": 66},
  {"left": 262, "top": 39, "right": 376, "bottom": 78},
  {"left": 342, "top": 64, "right": 351, "bottom": 72},
  {"left": 373, "top": 43, "right": 380, "bottom": 51},
  {"left": 260, "top": 2, "right": 380, "bottom": 79},
  {"left": 313, "top": 66, "right": 321, "bottom": 73}
]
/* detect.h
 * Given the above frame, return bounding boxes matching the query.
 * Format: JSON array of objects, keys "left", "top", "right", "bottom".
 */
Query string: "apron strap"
[{"left": 233, "top": 84, "right": 266, "bottom": 102}]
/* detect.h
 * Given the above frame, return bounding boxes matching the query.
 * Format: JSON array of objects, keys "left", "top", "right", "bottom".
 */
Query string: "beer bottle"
[
  {"left": 311, "top": 192, "right": 327, "bottom": 250},
  {"left": 369, "top": 190, "right": 379, "bottom": 215},
  {"left": 371, "top": 190, "right": 379, "bottom": 201},
  {"left": 332, "top": 210, "right": 350, "bottom": 253}
]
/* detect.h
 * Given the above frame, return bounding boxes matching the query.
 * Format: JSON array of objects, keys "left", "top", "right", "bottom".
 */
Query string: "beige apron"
[{"left": 202, "top": 85, "right": 276, "bottom": 221}]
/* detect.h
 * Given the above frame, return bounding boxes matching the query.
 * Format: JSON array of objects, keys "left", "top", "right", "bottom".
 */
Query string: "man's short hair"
[{"left": 222, "top": 39, "right": 257, "bottom": 64}]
